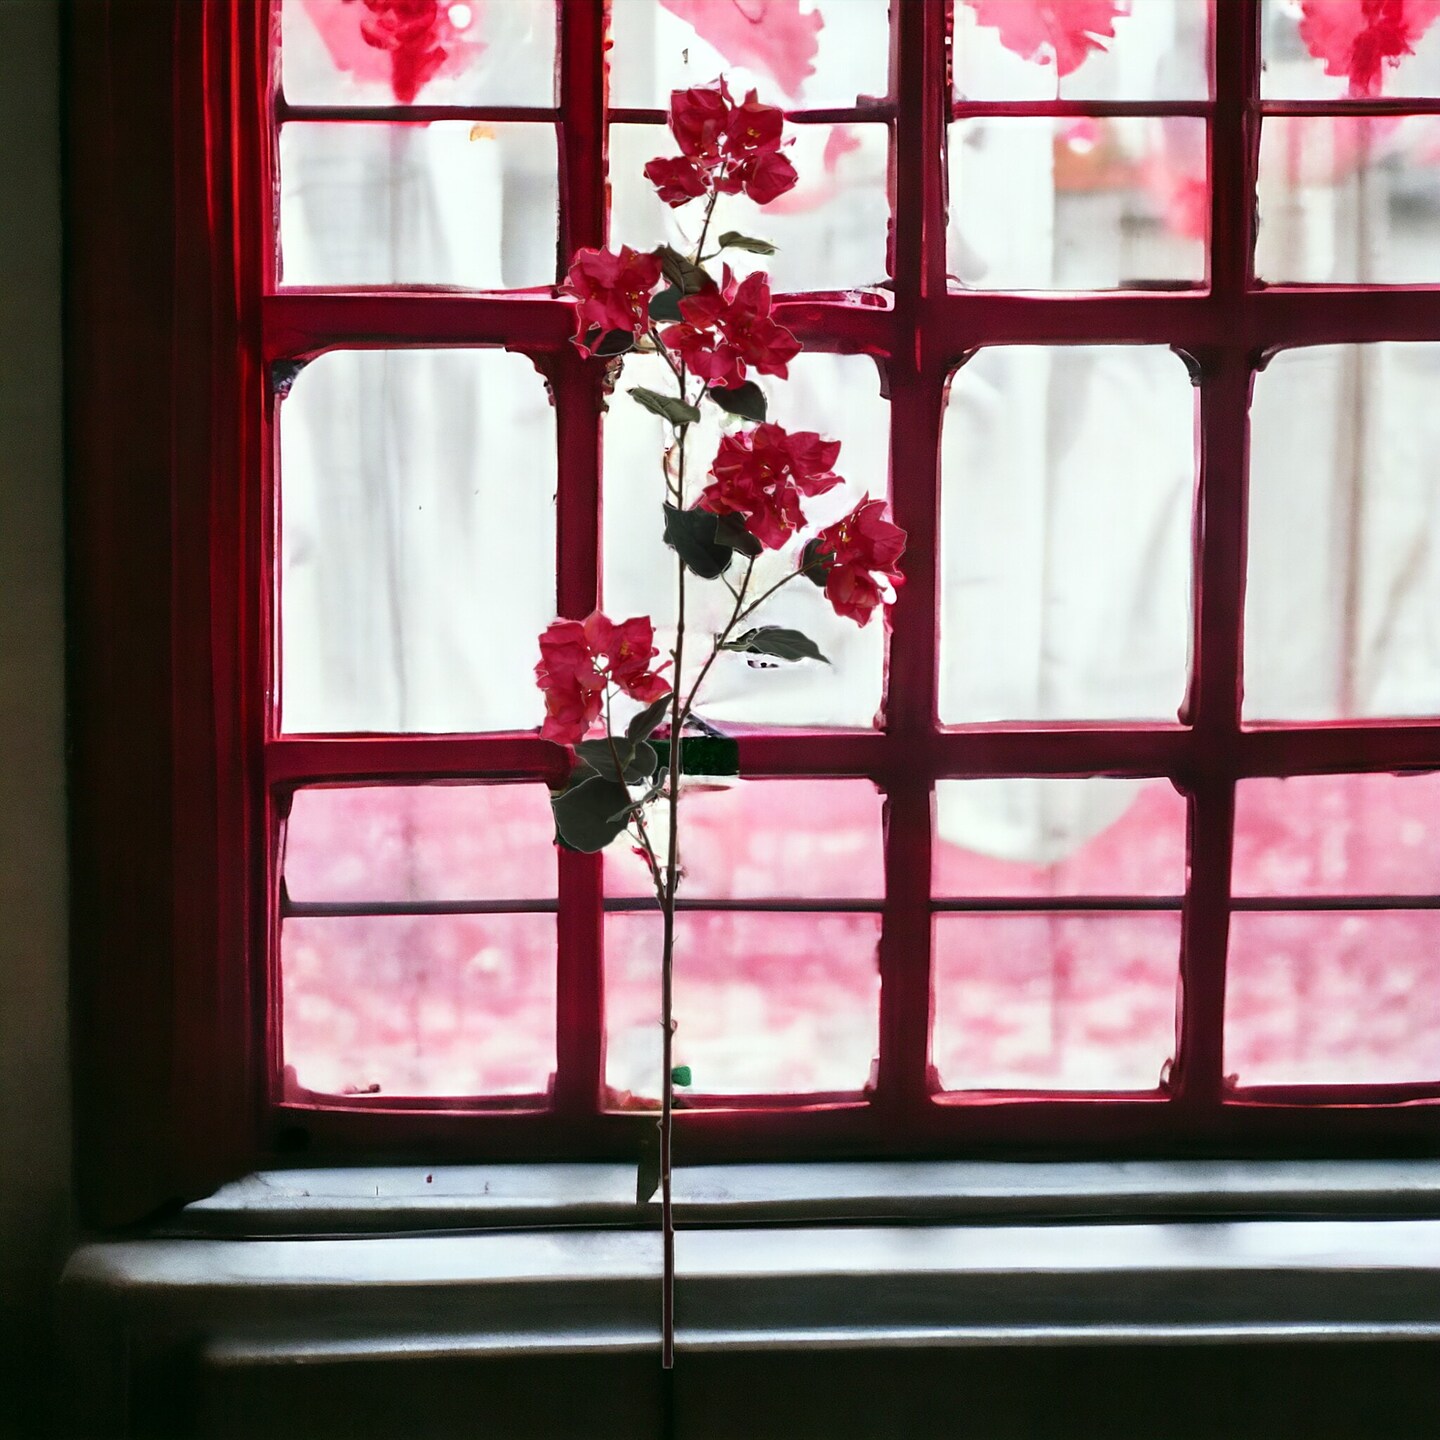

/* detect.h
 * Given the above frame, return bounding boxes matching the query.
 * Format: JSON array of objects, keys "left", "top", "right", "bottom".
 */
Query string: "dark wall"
[{"left": 0, "top": 1, "right": 70, "bottom": 1436}]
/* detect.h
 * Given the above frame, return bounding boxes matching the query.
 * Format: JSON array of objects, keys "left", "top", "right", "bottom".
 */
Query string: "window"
[{"left": 68, "top": 1, "right": 1440, "bottom": 1222}]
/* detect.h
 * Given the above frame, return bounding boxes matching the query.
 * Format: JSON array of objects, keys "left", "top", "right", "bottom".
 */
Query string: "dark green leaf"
[
  {"left": 588, "top": 327, "right": 635, "bottom": 357},
  {"left": 671, "top": 1065, "right": 692, "bottom": 1088},
  {"left": 717, "top": 230, "right": 778, "bottom": 256},
  {"left": 573, "top": 738, "right": 657, "bottom": 784},
  {"left": 657, "top": 244, "right": 709, "bottom": 295},
  {"left": 648, "top": 284, "right": 685, "bottom": 324},
  {"left": 630, "top": 387, "right": 701, "bottom": 427},
  {"left": 636, "top": 1122, "right": 662, "bottom": 1205},
  {"left": 662, "top": 504, "right": 734, "bottom": 579},
  {"left": 801, "top": 537, "right": 834, "bottom": 588},
  {"left": 626, "top": 694, "right": 673, "bottom": 742},
  {"left": 711, "top": 510, "right": 763, "bottom": 558},
  {"left": 651, "top": 735, "right": 741, "bottom": 777},
  {"left": 723, "top": 625, "right": 831, "bottom": 665},
  {"left": 704, "top": 380, "right": 767, "bottom": 423},
  {"left": 551, "top": 775, "right": 633, "bottom": 853}
]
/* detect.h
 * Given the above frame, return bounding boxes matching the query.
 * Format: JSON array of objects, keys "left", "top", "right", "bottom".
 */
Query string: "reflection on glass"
[
  {"left": 949, "top": 116, "right": 1207, "bottom": 290},
  {"left": 932, "top": 913, "right": 1179, "bottom": 1091},
  {"left": 282, "top": 913, "right": 556, "bottom": 1097},
  {"left": 279, "top": 349, "right": 556, "bottom": 734},
  {"left": 285, "top": 784, "right": 557, "bottom": 902},
  {"left": 279, "top": 0, "right": 556, "bottom": 107},
  {"left": 1245, "top": 343, "right": 1440, "bottom": 720},
  {"left": 1226, "top": 911, "right": 1440, "bottom": 1085},
  {"left": 1234, "top": 774, "right": 1440, "bottom": 897},
  {"left": 934, "top": 778, "right": 1186, "bottom": 897},
  {"left": 607, "top": 0, "right": 890, "bottom": 110},
  {"left": 940, "top": 346, "right": 1196, "bottom": 723},
  {"left": 1255, "top": 115, "right": 1440, "bottom": 285},
  {"left": 604, "top": 350, "right": 890, "bottom": 728},
  {"left": 279, "top": 122, "right": 558, "bottom": 289},
  {"left": 953, "top": 0, "right": 1211, "bottom": 101},
  {"left": 610, "top": 123, "right": 890, "bottom": 295},
  {"left": 1260, "top": 0, "right": 1440, "bottom": 99},
  {"left": 605, "top": 779, "right": 886, "bottom": 899},
  {"left": 605, "top": 912, "right": 880, "bottom": 1098}
]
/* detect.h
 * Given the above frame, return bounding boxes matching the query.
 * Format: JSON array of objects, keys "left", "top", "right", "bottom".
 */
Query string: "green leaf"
[
  {"left": 573, "top": 738, "right": 657, "bottom": 784},
  {"left": 670, "top": 1065, "right": 692, "bottom": 1088},
  {"left": 626, "top": 694, "right": 673, "bottom": 742},
  {"left": 651, "top": 735, "right": 741, "bottom": 778},
  {"left": 636, "top": 1122, "right": 662, "bottom": 1205},
  {"left": 711, "top": 510, "right": 763, "bottom": 558},
  {"left": 718, "top": 230, "right": 778, "bottom": 255},
  {"left": 663, "top": 504, "right": 734, "bottom": 580},
  {"left": 704, "top": 380, "right": 768, "bottom": 424},
  {"left": 657, "top": 244, "right": 709, "bottom": 295},
  {"left": 588, "top": 327, "right": 635, "bottom": 357},
  {"left": 551, "top": 775, "right": 633, "bottom": 853},
  {"left": 800, "top": 537, "right": 834, "bottom": 588},
  {"left": 648, "top": 283, "right": 685, "bottom": 324},
  {"left": 723, "top": 626, "right": 831, "bottom": 665},
  {"left": 630, "top": 386, "right": 701, "bottom": 427}
]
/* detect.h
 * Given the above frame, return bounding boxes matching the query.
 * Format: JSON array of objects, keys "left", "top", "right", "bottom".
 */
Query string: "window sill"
[{"left": 58, "top": 1162, "right": 1440, "bottom": 1435}]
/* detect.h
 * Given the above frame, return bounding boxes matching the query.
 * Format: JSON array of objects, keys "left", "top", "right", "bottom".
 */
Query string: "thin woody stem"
[{"left": 734, "top": 551, "right": 829, "bottom": 624}]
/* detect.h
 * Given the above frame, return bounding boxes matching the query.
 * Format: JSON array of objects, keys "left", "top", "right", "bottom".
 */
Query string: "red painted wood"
[{"left": 73, "top": 0, "right": 1440, "bottom": 1210}]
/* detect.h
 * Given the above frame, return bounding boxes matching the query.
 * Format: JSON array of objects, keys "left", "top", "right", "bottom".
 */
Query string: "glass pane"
[
  {"left": 940, "top": 346, "right": 1196, "bottom": 723},
  {"left": 286, "top": 784, "right": 557, "bottom": 902},
  {"left": 1261, "top": 0, "right": 1440, "bottom": 99},
  {"left": 609, "top": 122, "right": 889, "bottom": 294},
  {"left": 1226, "top": 911, "right": 1440, "bottom": 1085},
  {"left": 282, "top": 913, "right": 556, "bottom": 1097},
  {"left": 605, "top": 911, "right": 880, "bottom": 1097},
  {"left": 1245, "top": 343, "right": 1440, "bottom": 721},
  {"left": 605, "top": 778, "right": 885, "bottom": 898},
  {"left": 279, "top": 349, "right": 556, "bottom": 734},
  {"left": 279, "top": 0, "right": 556, "bottom": 107},
  {"left": 604, "top": 350, "right": 890, "bottom": 729},
  {"left": 948, "top": 116, "right": 1208, "bottom": 290},
  {"left": 934, "top": 778, "right": 1186, "bottom": 897},
  {"left": 1234, "top": 773, "right": 1440, "bottom": 897},
  {"left": 933, "top": 912, "right": 1180, "bottom": 1091},
  {"left": 278, "top": 122, "right": 558, "bottom": 289},
  {"left": 607, "top": 0, "right": 890, "bottom": 110},
  {"left": 1255, "top": 115, "right": 1440, "bottom": 284},
  {"left": 954, "top": 0, "right": 1211, "bottom": 101}
]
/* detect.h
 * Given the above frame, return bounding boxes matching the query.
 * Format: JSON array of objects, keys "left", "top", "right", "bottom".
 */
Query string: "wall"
[{"left": 0, "top": 1, "right": 70, "bottom": 1435}]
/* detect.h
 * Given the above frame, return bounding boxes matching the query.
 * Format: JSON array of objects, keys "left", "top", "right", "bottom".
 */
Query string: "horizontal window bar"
[
  {"left": 263, "top": 289, "right": 1440, "bottom": 363},
  {"left": 951, "top": 100, "right": 1211, "bottom": 119},
  {"left": 276, "top": 103, "right": 558, "bottom": 124},
  {"left": 931, "top": 896, "right": 1184, "bottom": 912},
  {"left": 608, "top": 105, "right": 895, "bottom": 126},
  {"left": 1230, "top": 895, "right": 1440, "bottom": 911},
  {"left": 281, "top": 897, "right": 885, "bottom": 919},
  {"left": 1262, "top": 99, "right": 1440, "bottom": 117}
]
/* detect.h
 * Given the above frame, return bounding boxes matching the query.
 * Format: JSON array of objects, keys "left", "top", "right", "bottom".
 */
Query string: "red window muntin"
[{"left": 250, "top": 0, "right": 1440, "bottom": 1163}]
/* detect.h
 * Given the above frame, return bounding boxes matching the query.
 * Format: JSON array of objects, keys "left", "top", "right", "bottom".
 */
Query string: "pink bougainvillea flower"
[
  {"left": 965, "top": 0, "right": 1130, "bottom": 78},
  {"left": 661, "top": 269, "right": 801, "bottom": 388},
  {"left": 810, "top": 496, "right": 907, "bottom": 627},
  {"left": 697, "top": 423, "right": 843, "bottom": 550},
  {"left": 643, "top": 154, "right": 712, "bottom": 206},
  {"left": 1297, "top": 0, "right": 1440, "bottom": 98},
  {"left": 560, "top": 245, "right": 665, "bottom": 356},
  {"left": 300, "top": 0, "right": 486, "bottom": 104},
  {"left": 645, "top": 80, "right": 799, "bottom": 208},
  {"left": 659, "top": 0, "right": 823, "bottom": 101},
  {"left": 535, "top": 613, "right": 671, "bottom": 745}
]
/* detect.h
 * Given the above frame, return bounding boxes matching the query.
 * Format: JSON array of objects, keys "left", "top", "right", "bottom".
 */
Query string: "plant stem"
[{"left": 733, "top": 551, "right": 829, "bottom": 625}]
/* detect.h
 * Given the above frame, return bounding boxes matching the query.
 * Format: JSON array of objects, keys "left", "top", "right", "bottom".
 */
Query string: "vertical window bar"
[
  {"left": 552, "top": 0, "right": 608, "bottom": 1121},
  {"left": 1173, "top": 0, "right": 1260, "bottom": 1113},
  {"left": 875, "top": 0, "right": 948, "bottom": 1115}
]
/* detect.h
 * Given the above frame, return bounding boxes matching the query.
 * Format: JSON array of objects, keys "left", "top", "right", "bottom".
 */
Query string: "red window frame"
[{"left": 68, "top": 0, "right": 1440, "bottom": 1227}]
